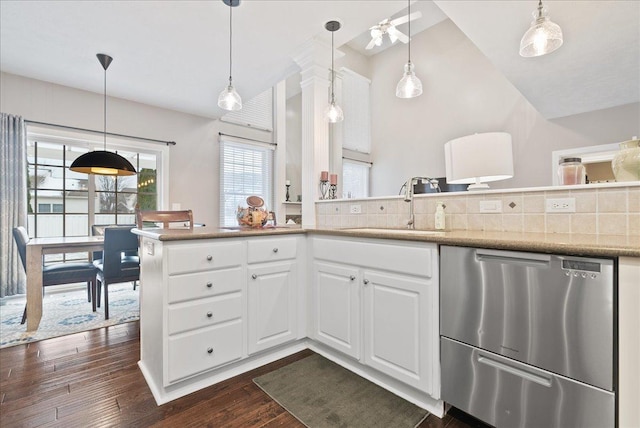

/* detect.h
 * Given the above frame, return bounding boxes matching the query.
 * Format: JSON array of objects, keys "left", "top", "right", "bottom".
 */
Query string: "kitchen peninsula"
[{"left": 133, "top": 216, "right": 639, "bottom": 426}]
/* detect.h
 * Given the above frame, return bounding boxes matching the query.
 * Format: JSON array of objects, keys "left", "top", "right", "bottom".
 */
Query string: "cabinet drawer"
[
  {"left": 167, "top": 267, "right": 243, "bottom": 304},
  {"left": 247, "top": 237, "right": 297, "bottom": 264},
  {"left": 167, "top": 241, "right": 243, "bottom": 275},
  {"left": 167, "top": 320, "right": 243, "bottom": 384},
  {"left": 168, "top": 293, "right": 242, "bottom": 335}
]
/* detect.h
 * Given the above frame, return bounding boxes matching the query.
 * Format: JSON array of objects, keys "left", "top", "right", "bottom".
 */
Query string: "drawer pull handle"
[
  {"left": 363, "top": 279, "right": 370, "bottom": 285},
  {"left": 207, "top": 347, "right": 213, "bottom": 354},
  {"left": 206, "top": 255, "right": 213, "bottom": 261},
  {"left": 273, "top": 248, "right": 279, "bottom": 253},
  {"left": 206, "top": 282, "right": 213, "bottom": 288},
  {"left": 350, "top": 275, "right": 356, "bottom": 281},
  {"left": 252, "top": 274, "right": 258, "bottom": 280},
  {"left": 477, "top": 355, "right": 551, "bottom": 387},
  {"left": 206, "top": 311, "right": 213, "bottom": 318}
]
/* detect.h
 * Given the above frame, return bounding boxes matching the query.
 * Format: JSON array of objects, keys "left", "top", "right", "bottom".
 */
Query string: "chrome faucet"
[{"left": 403, "top": 177, "right": 441, "bottom": 229}]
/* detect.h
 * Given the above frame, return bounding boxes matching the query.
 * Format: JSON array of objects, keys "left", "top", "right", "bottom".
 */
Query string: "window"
[
  {"left": 342, "top": 159, "right": 370, "bottom": 199},
  {"left": 27, "top": 131, "right": 161, "bottom": 240},
  {"left": 219, "top": 139, "right": 274, "bottom": 227}
]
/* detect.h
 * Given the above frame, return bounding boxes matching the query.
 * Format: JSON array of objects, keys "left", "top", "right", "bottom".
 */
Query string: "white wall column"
[{"left": 292, "top": 39, "right": 342, "bottom": 227}]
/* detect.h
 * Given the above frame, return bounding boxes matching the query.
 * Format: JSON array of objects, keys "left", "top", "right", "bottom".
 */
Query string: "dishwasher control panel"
[{"left": 562, "top": 259, "right": 601, "bottom": 279}]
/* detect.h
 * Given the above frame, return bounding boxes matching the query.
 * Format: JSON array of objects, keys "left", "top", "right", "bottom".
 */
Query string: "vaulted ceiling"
[{"left": 1, "top": 1, "right": 638, "bottom": 120}]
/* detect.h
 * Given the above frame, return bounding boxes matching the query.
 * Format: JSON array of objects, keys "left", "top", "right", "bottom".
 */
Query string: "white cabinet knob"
[
  {"left": 350, "top": 275, "right": 356, "bottom": 281},
  {"left": 207, "top": 347, "right": 213, "bottom": 354},
  {"left": 363, "top": 279, "right": 370, "bottom": 285},
  {"left": 252, "top": 274, "right": 258, "bottom": 279},
  {"left": 206, "top": 282, "right": 213, "bottom": 288},
  {"left": 273, "top": 248, "right": 279, "bottom": 253},
  {"left": 206, "top": 311, "right": 213, "bottom": 318},
  {"left": 206, "top": 255, "right": 213, "bottom": 261}
]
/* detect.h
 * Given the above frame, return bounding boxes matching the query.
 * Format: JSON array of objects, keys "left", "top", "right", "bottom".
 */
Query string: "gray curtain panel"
[{"left": 0, "top": 113, "right": 27, "bottom": 297}]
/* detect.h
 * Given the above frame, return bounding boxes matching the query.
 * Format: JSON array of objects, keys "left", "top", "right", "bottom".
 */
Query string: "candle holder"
[
  {"left": 329, "top": 184, "right": 337, "bottom": 199},
  {"left": 319, "top": 180, "right": 329, "bottom": 200},
  {"left": 285, "top": 184, "right": 291, "bottom": 202}
]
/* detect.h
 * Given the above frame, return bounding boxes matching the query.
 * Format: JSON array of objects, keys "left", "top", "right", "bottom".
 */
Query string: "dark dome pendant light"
[{"left": 70, "top": 54, "right": 136, "bottom": 176}]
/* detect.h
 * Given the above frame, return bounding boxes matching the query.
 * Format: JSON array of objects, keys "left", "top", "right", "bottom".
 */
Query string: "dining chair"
[
  {"left": 94, "top": 226, "right": 140, "bottom": 319},
  {"left": 12, "top": 226, "right": 98, "bottom": 324},
  {"left": 91, "top": 223, "right": 138, "bottom": 290},
  {"left": 136, "top": 209, "right": 194, "bottom": 229}
]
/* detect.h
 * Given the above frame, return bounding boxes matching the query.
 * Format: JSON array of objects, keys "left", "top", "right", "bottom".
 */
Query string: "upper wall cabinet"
[
  {"left": 221, "top": 88, "right": 274, "bottom": 132},
  {"left": 340, "top": 68, "right": 371, "bottom": 154}
]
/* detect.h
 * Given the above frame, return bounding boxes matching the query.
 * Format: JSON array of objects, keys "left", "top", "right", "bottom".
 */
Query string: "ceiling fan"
[{"left": 366, "top": 10, "right": 422, "bottom": 50}]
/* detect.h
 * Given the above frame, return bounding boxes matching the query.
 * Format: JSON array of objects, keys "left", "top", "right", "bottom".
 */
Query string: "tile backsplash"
[{"left": 316, "top": 184, "right": 640, "bottom": 236}]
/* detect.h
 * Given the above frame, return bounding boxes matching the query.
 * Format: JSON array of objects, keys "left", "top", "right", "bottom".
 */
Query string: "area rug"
[
  {"left": 253, "top": 353, "right": 429, "bottom": 428},
  {"left": 0, "top": 283, "right": 139, "bottom": 349}
]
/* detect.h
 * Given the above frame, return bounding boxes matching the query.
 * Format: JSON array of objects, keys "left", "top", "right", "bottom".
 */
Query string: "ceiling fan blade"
[
  {"left": 365, "top": 38, "right": 378, "bottom": 50},
  {"left": 389, "top": 10, "right": 422, "bottom": 27},
  {"left": 388, "top": 26, "right": 399, "bottom": 43},
  {"left": 388, "top": 27, "right": 409, "bottom": 44}
]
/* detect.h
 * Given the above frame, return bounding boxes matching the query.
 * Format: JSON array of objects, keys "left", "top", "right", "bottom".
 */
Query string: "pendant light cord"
[
  {"left": 229, "top": 4, "right": 233, "bottom": 85},
  {"left": 408, "top": 0, "right": 411, "bottom": 63},
  {"left": 103, "top": 62, "right": 107, "bottom": 151},
  {"left": 331, "top": 29, "right": 335, "bottom": 103}
]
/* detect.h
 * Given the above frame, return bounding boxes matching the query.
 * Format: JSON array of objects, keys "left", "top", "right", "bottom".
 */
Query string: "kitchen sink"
[{"left": 343, "top": 228, "right": 446, "bottom": 235}]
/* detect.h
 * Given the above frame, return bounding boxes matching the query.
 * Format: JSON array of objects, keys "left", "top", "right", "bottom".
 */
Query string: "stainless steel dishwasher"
[{"left": 440, "top": 245, "right": 615, "bottom": 428}]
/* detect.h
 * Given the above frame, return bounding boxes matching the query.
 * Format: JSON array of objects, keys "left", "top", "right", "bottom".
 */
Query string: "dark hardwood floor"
[{"left": 0, "top": 322, "right": 481, "bottom": 427}]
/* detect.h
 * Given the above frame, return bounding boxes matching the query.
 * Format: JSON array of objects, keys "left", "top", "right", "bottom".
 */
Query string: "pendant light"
[
  {"left": 396, "top": 0, "right": 422, "bottom": 99},
  {"left": 70, "top": 54, "right": 136, "bottom": 176},
  {"left": 218, "top": 0, "right": 242, "bottom": 111},
  {"left": 519, "top": 0, "right": 563, "bottom": 57},
  {"left": 324, "top": 20, "right": 343, "bottom": 123}
]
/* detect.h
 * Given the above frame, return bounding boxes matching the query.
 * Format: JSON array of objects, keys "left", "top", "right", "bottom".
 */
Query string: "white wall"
[
  {"left": 1, "top": 71, "right": 271, "bottom": 227},
  {"left": 367, "top": 19, "right": 640, "bottom": 196}
]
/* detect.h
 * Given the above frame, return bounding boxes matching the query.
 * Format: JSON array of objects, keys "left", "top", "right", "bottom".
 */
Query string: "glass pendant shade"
[
  {"left": 519, "top": 3, "right": 563, "bottom": 57},
  {"left": 324, "top": 100, "right": 344, "bottom": 123},
  {"left": 218, "top": 83, "right": 242, "bottom": 111},
  {"left": 396, "top": 62, "right": 423, "bottom": 98}
]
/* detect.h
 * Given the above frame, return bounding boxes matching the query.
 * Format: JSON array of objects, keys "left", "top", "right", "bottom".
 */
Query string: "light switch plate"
[
  {"left": 479, "top": 200, "right": 503, "bottom": 213},
  {"left": 145, "top": 241, "right": 155, "bottom": 256}
]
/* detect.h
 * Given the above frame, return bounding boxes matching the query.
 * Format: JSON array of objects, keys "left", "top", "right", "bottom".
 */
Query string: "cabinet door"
[
  {"left": 247, "top": 261, "right": 297, "bottom": 354},
  {"left": 363, "top": 270, "right": 432, "bottom": 392},
  {"left": 313, "top": 262, "right": 360, "bottom": 359}
]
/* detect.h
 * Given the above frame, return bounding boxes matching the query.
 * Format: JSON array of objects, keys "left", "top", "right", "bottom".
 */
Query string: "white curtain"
[{"left": 0, "top": 113, "right": 27, "bottom": 297}]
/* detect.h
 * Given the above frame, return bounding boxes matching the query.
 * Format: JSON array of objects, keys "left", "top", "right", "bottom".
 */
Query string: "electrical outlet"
[
  {"left": 546, "top": 198, "right": 576, "bottom": 213},
  {"left": 350, "top": 204, "right": 362, "bottom": 214}
]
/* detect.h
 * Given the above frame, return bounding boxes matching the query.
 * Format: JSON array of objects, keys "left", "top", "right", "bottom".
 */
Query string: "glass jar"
[
  {"left": 611, "top": 137, "right": 640, "bottom": 182},
  {"left": 558, "top": 157, "right": 586, "bottom": 185}
]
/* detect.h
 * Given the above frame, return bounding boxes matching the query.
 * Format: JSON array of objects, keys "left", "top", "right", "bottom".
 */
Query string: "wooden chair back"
[{"left": 136, "top": 209, "right": 194, "bottom": 229}]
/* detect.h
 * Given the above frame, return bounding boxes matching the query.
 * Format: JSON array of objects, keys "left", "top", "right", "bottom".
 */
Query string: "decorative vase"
[{"left": 612, "top": 137, "right": 640, "bottom": 182}]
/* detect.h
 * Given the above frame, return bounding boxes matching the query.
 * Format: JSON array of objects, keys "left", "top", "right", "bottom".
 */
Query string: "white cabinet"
[
  {"left": 138, "top": 234, "right": 304, "bottom": 404},
  {"left": 313, "top": 262, "right": 361, "bottom": 359},
  {"left": 164, "top": 240, "right": 245, "bottom": 385},
  {"left": 311, "top": 236, "right": 439, "bottom": 396},
  {"left": 248, "top": 261, "right": 297, "bottom": 354},
  {"left": 363, "top": 270, "right": 431, "bottom": 392},
  {"left": 247, "top": 237, "right": 299, "bottom": 355}
]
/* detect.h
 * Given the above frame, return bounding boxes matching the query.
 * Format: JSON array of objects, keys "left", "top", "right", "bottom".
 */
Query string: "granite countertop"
[{"left": 132, "top": 226, "right": 640, "bottom": 258}]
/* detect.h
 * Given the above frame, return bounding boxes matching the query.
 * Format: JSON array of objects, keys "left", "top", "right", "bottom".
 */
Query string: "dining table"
[{"left": 25, "top": 235, "right": 105, "bottom": 331}]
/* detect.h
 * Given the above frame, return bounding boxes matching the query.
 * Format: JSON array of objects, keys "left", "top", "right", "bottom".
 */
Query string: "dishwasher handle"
[
  {"left": 477, "top": 353, "right": 552, "bottom": 387},
  {"left": 475, "top": 248, "right": 551, "bottom": 268}
]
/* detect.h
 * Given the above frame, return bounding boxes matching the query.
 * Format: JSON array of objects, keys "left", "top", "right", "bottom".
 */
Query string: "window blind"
[
  {"left": 220, "top": 88, "right": 274, "bottom": 132},
  {"left": 219, "top": 139, "right": 274, "bottom": 227},
  {"left": 342, "top": 159, "right": 370, "bottom": 199},
  {"left": 341, "top": 68, "right": 371, "bottom": 154}
]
